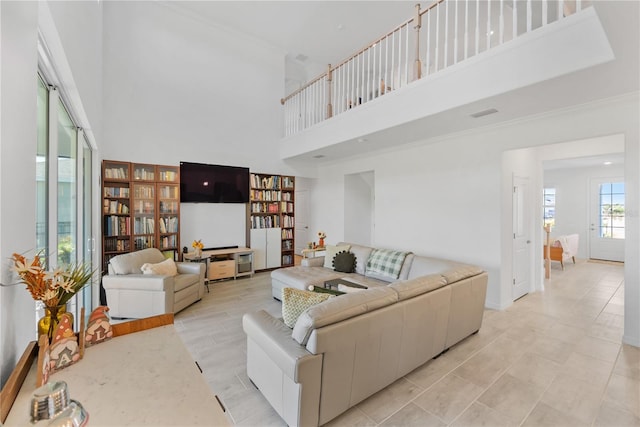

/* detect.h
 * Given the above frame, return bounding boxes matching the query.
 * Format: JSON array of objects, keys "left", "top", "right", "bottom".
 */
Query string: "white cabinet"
[{"left": 251, "top": 228, "right": 282, "bottom": 270}]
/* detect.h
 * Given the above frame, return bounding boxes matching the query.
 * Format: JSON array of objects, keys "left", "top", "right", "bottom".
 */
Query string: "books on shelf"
[
  {"left": 103, "top": 199, "right": 130, "bottom": 214},
  {"left": 158, "top": 216, "right": 178, "bottom": 234},
  {"left": 133, "top": 168, "right": 155, "bottom": 181},
  {"left": 104, "top": 187, "right": 130, "bottom": 198},
  {"left": 104, "top": 216, "right": 130, "bottom": 237},
  {"left": 134, "top": 217, "right": 155, "bottom": 234},
  {"left": 104, "top": 167, "right": 128, "bottom": 180},
  {"left": 159, "top": 170, "right": 177, "bottom": 182}
]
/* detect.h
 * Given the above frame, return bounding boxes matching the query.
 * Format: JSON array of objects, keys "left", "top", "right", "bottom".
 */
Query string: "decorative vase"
[
  {"left": 318, "top": 238, "right": 325, "bottom": 248},
  {"left": 38, "top": 305, "right": 73, "bottom": 343},
  {"left": 195, "top": 248, "right": 202, "bottom": 258}
]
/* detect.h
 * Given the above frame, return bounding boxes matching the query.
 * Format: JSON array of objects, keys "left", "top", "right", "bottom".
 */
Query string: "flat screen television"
[{"left": 180, "top": 162, "right": 250, "bottom": 203}]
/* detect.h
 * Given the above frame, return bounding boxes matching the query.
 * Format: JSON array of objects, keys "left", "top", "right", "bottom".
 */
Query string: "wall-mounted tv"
[{"left": 180, "top": 162, "right": 249, "bottom": 204}]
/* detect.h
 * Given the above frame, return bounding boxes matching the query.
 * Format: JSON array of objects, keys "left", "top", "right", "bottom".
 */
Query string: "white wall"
[
  {"left": 101, "top": 1, "right": 292, "bottom": 246},
  {"left": 544, "top": 163, "right": 625, "bottom": 259},
  {"left": 344, "top": 171, "right": 374, "bottom": 246},
  {"left": 0, "top": 0, "right": 104, "bottom": 387},
  {"left": 0, "top": 1, "right": 40, "bottom": 387},
  {"left": 309, "top": 94, "right": 639, "bottom": 328}
]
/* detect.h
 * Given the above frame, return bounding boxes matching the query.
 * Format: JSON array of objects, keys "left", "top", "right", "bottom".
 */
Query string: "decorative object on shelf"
[
  {"left": 11, "top": 252, "right": 94, "bottom": 343},
  {"left": 49, "top": 313, "right": 80, "bottom": 371},
  {"left": 192, "top": 239, "right": 204, "bottom": 258},
  {"left": 36, "top": 335, "right": 51, "bottom": 387},
  {"left": 85, "top": 306, "right": 113, "bottom": 347},
  {"left": 38, "top": 305, "right": 71, "bottom": 341},
  {"left": 317, "top": 231, "right": 326, "bottom": 248}
]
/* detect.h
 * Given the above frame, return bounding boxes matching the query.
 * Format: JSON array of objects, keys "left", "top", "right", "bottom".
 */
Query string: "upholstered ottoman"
[{"left": 271, "top": 266, "right": 343, "bottom": 300}]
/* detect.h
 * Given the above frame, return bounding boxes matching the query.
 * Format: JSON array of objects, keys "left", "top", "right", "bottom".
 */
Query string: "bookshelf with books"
[
  {"left": 102, "top": 161, "right": 132, "bottom": 273},
  {"left": 249, "top": 173, "right": 295, "bottom": 269},
  {"left": 101, "top": 161, "right": 181, "bottom": 274}
]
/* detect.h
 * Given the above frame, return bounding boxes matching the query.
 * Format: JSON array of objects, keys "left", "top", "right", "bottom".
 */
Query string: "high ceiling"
[{"left": 168, "top": 1, "right": 638, "bottom": 164}]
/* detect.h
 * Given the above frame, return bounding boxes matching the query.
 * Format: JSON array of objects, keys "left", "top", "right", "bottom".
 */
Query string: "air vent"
[
  {"left": 295, "top": 54, "right": 308, "bottom": 62},
  {"left": 312, "top": 154, "right": 325, "bottom": 159},
  {"left": 470, "top": 108, "right": 498, "bottom": 118}
]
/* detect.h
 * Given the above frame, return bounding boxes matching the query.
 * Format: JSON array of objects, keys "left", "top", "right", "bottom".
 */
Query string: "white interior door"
[
  {"left": 295, "top": 189, "right": 309, "bottom": 255},
  {"left": 590, "top": 178, "right": 625, "bottom": 262},
  {"left": 512, "top": 176, "right": 531, "bottom": 300}
]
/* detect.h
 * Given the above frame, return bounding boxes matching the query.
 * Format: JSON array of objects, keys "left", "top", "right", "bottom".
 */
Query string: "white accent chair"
[{"left": 102, "top": 248, "right": 205, "bottom": 319}]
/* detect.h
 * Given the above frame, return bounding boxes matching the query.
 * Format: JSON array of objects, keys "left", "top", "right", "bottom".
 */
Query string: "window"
[
  {"left": 599, "top": 182, "right": 625, "bottom": 239},
  {"left": 543, "top": 187, "right": 555, "bottom": 227},
  {"left": 36, "top": 71, "right": 95, "bottom": 330}
]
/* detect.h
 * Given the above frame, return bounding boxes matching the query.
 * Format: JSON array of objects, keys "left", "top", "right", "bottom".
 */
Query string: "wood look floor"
[{"left": 173, "top": 260, "right": 639, "bottom": 426}]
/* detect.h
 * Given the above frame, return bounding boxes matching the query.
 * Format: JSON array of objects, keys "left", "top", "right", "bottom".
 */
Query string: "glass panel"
[
  {"left": 36, "top": 77, "right": 49, "bottom": 258},
  {"left": 544, "top": 193, "right": 555, "bottom": 205},
  {"left": 600, "top": 183, "right": 612, "bottom": 195},
  {"left": 57, "top": 99, "right": 77, "bottom": 266},
  {"left": 612, "top": 227, "right": 625, "bottom": 239},
  {"left": 82, "top": 135, "right": 93, "bottom": 311},
  {"left": 611, "top": 182, "right": 625, "bottom": 194},
  {"left": 612, "top": 194, "right": 625, "bottom": 206}
]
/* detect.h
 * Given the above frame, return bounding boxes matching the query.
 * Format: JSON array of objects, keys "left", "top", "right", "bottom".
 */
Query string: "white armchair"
[{"left": 102, "top": 248, "right": 205, "bottom": 319}]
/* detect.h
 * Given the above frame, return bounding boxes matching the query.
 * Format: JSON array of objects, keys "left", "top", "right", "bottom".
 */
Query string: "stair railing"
[{"left": 281, "top": 0, "right": 588, "bottom": 137}]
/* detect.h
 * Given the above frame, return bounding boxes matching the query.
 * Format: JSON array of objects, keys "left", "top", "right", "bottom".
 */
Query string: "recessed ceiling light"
[
  {"left": 357, "top": 138, "right": 367, "bottom": 142},
  {"left": 470, "top": 108, "right": 498, "bottom": 118},
  {"left": 604, "top": 161, "right": 612, "bottom": 165}
]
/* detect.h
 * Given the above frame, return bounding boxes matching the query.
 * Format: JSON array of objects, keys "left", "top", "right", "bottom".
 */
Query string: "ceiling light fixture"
[
  {"left": 604, "top": 161, "right": 612, "bottom": 165},
  {"left": 357, "top": 138, "right": 367, "bottom": 142}
]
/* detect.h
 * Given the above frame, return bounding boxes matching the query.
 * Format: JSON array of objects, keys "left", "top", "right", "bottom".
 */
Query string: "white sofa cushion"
[
  {"left": 292, "top": 287, "right": 398, "bottom": 345},
  {"left": 141, "top": 258, "right": 178, "bottom": 276}
]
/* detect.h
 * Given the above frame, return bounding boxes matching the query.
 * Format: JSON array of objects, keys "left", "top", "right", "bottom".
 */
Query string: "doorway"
[
  {"left": 294, "top": 189, "right": 309, "bottom": 254},
  {"left": 344, "top": 171, "right": 374, "bottom": 246}
]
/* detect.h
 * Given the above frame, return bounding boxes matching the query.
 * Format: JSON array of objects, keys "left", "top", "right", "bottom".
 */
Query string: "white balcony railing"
[{"left": 281, "top": 0, "right": 591, "bottom": 137}]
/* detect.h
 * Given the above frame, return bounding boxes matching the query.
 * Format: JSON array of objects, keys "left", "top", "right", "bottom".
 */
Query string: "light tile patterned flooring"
[{"left": 174, "top": 260, "right": 639, "bottom": 426}]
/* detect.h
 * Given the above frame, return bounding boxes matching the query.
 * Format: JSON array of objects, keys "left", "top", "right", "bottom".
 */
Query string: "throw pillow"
[
  {"left": 141, "top": 258, "right": 178, "bottom": 276},
  {"left": 332, "top": 251, "right": 357, "bottom": 273},
  {"left": 282, "top": 287, "right": 332, "bottom": 328},
  {"left": 323, "top": 244, "right": 351, "bottom": 269}
]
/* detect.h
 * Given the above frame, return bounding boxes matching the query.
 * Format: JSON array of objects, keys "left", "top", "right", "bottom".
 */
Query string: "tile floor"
[{"left": 173, "top": 260, "right": 639, "bottom": 426}]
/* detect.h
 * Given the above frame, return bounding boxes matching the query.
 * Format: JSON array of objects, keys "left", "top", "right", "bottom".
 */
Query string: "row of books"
[
  {"left": 104, "top": 186, "right": 130, "bottom": 198},
  {"left": 251, "top": 190, "right": 282, "bottom": 201},
  {"left": 134, "top": 217, "right": 155, "bottom": 234},
  {"left": 159, "top": 201, "right": 178, "bottom": 214},
  {"left": 159, "top": 170, "right": 178, "bottom": 182},
  {"left": 103, "top": 200, "right": 130, "bottom": 215},
  {"left": 282, "top": 240, "right": 293, "bottom": 250},
  {"left": 158, "top": 216, "right": 178, "bottom": 233},
  {"left": 282, "top": 215, "right": 295, "bottom": 228},
  {"left": 134, "top": 200, "right": 154, "bottom": 214},
  {"left": 281, "top": 202, "right": 294, "bottom": 213},
  {"left": 104, "top": 237, "right": 131, "bottom": 252},
  {"left": 251, "top": 202, "right": 280, "bottom": 213},
  {"left": 134, "top": 237, "right": 155, "bottom": 250},
  {"left": 251, "top": 215, "right": 280, "bottom": 229},
  {"left": 104, "top": 216, "right": 130, "bottom": 237},
  {"left": 251, "top": 174, "right": 281, "bottom": 190},
  {"left": 104, "top": 167, "right": 128, "bottom": 180},
  {"left": 133, "top": 168, "right": 155, "bottom": 181},
  {"left": 133, "top": 186, "right": 154, "bottom": 199},
  {"left": 159, "top": 186, "right": 178, "bottom": 198},
  {"left": 282, "top": 176, "right": 295, "bottom": 189},
  {"left": 160, "top": 235, "right": 177, "bottom": 249},
  {"left": 281, "top": 229, "right": 293, "bottom": 239},
  {"left": 282, "top": 255, "right": 293, "bottom": 265}
]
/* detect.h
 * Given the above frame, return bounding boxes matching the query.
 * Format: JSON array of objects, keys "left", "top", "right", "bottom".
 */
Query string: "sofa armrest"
[
  {"left": 176, "top": 262, "right": 205, "bottom": 278},
  {"left": 301, "top": 256, "right": 325, "bottom": 267},
  {"left": 102, "top": 274, "right": 173, "bottom": 291},
  {"left": 243, "top": 310, "right": 319, "bottom": 382}
]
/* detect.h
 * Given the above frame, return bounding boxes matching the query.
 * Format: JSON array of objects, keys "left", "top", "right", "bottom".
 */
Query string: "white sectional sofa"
[
  {"left": 102, "top": 248, "right": 205, "bottom": 319},
  {"left": 243, "top": 243, "right": 488, "bottom": 426}
]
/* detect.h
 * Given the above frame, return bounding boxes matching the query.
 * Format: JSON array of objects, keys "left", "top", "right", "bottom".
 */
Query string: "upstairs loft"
[{"left": 279, "top": 0, "right": 633, "bottom": 162}]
